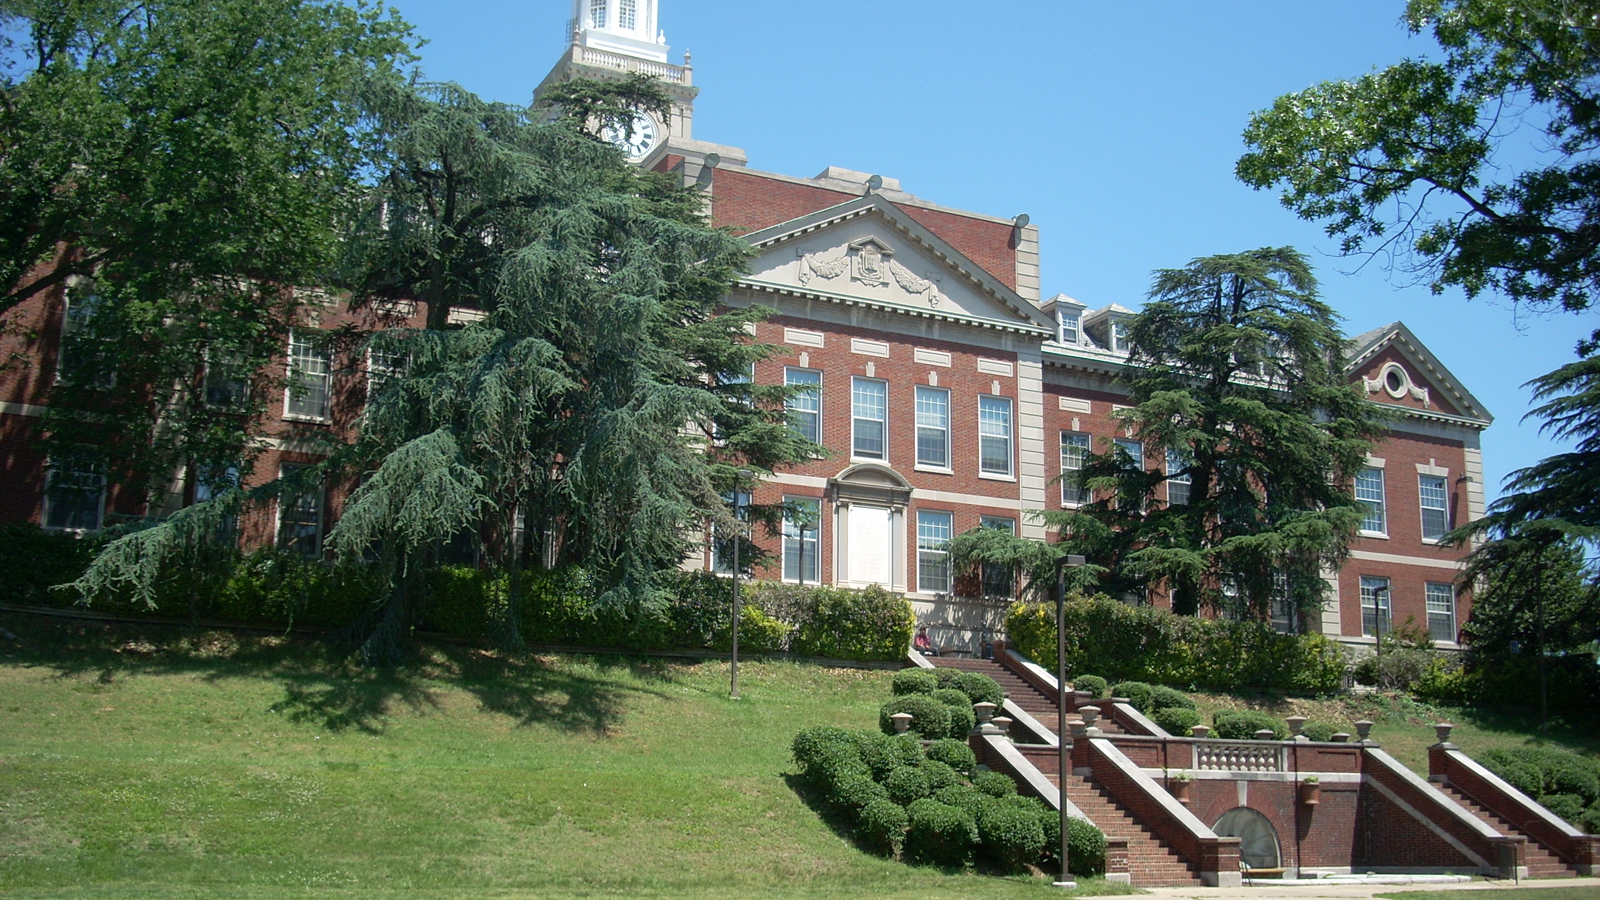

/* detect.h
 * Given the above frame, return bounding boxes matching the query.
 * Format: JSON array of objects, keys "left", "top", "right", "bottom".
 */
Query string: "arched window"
[
  {"left": 1212, "top": 808, "right": 1280, "bottom": 870},
  {"left": 589, "top": 0, "right": 606, "bottom": 29}
]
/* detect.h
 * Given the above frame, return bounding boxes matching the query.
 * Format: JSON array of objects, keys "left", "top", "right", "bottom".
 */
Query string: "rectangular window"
[
  {"left": 1270, "top": 570, "right": 1295, "bottom": 634},
  {"left": 1115, "top": 438, "right": 1144, "bottom": 469},
  {"left": 194, "top": 464, "right": 240, "bottom": 545},
  {"left": 1166, "top": 448, "right": 1191, "bottom": 506},
  {"left": 1109, "top": 320, "right": 1129, "bottom": 353},
  {"left": 782, "top": 497, "right": 820, "bottom": 583},
  {"left": 284, "top": 330, "right": 332, "bottom": 421},
  {"left": 589, "top": 0, "right": 606, "bottom": 29},
  {"left": 57, "top": 290, "right": 112, "bottom": 388},
  {"left": 1419, "top": 475, "right": 1449, "bottom": 541},
  {"left": 1426, "top": 582, "right": 1457, "bottom": 643},
  {"left": 43, "top": 456, "right": 105, "bottom": 531},
  {"left": 617, "top": 0, "right": 636, "bottom": 29},
  {"left": 917, "top": 510, "right": 953, "bottom": 593},
  {"left": 367, "top": 347, "right": 409, "bottom": 402},
  {"left": 277, "top": 464, "right": 324, "bottom": 558},
  {"left": 980, "top": 516, "right": 1016, "bottom": 599},
  {"left": 1060, "top": 431, "right": 1090, "bottom": 506},
  {"left": 979, "top": 395, "right": 1013, "bottom": 476},
  {"left": 1059, "top": 311, "right": 1080, "bottom": 345},
  {"left": 1356, "top": 467, "right": 1386, "bottom": 534},
  {"left": 204, "top": 351, "right": 250, "bottom": 409},
  {"left": 1360, "top": 575, "right": 1391, "bottom": 637},
  {"left": 711, "top": 491, "right": 751, "bottom": 576},
  {"left": 914, "top": 386, "right": 949, "bottom": 468},
  {"left": 852, "top": 377, "right": 887, "bottom": 460},
  {"left": 784, "top": 368, "right": 821, "bottom": 444}
]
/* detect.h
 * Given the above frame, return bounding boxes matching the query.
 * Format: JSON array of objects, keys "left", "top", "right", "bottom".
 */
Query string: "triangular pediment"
[
  {"left": 738, "top": 196, "right": 1054, "bottom": 335},
  {"left": 1345, "top": 322, "right": 1492, "bottom": 425}
]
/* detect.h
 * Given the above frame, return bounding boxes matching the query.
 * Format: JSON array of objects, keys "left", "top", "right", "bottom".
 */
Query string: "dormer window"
[
  {"left": 1059, "top": 310, "right": 1080, "bottom": 346},
  {"left": 589, "top": 0, "right": 606, "bottom": 29},
  {"left": 1109, "top": 320, "right": 1129, "bottom": 354}
]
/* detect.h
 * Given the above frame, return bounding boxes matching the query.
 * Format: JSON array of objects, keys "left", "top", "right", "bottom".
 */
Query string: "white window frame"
[
  {"left": 1425, "top": 581, "right": 1457, "bottom": 643},
  {"left": 914, "top": 385, "right": 950, "bottom": 471},
  {"left": 1360, "top": 575, "right": 1391, "bottom": 638},
  {"left": 1060, "top": 431, "right": 1090, "bottom": 506},
  {"left": 979, "top": 515, "right": 1016, "bottom": 599},
  {"left": 42, "top": 455, "right": 106, "bottom": 532},
  {"left": 617, "top": 0, "right": 636, "bottom": 30},
  {"left": 1115, "top": 438, "right": 1145, "bottom": 510},
  {"left": 851, "top": 376, "right": 888, "bottom": 461},
  {"left": 366, "top": 346, "right": 409, "bottom": 402},
  {"left": 917, "top": 509, "right": 953, "bottom": 594},
  {"left": 1109, "top": 319, "right": 1129, "bottom": 353},
  {"left": 1356, "top": 467, "right": 1387, "bottom": 536},
  {"left": 1166, "top": 447, "right": 1191, "bottom": 506},
  {"left": 1419, "top": 474, "right": 1450, "bottom": 542},
  {"left": 781, "top": 496, "right": 820, "bottom": 584},
  {"left": 276, "top": 464, "right": 325, "bottom": 558},
  {"left": 784, "top": 367, "right": 821, "bottom": 445},
  {"left": 589, "top": 0, "right": 607, "bottom": 29},
  {"left": 1059, "top": 310, "right": 1081, "bottom": 346},
  {"left": 284, "top": 329, "right": 332, "bottom": 422},
  {"left": 56, "top": 289, "right": 113, "bottom": 388},
  {"left": 978, "top": 395, "right": 1013, "bottom": 478}
]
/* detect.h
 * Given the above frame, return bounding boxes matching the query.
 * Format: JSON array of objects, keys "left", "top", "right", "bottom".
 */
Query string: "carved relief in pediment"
[{"left": 794, "top": 236, "right": 944, "bottom": 308}]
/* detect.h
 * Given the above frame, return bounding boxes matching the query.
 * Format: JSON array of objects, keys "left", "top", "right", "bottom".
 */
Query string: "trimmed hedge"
[
  {"left": 976, "top": 801, "right": 1045, "bottom": 871},
  {"left": 1151, "top": 707, "right": 1201, "bottom": 736},
  {"left": 879, "top": 695, "right": 951, "bottom": 740},
  {"left": 904, "top": 799, "right": 978, "bottom": 867},
  {"left": 1109, "top": 681, "right": 1154, "bottom": 712},
  {"left": 1479, "top": 746, "right": 1600, "bottom": 831},
  {"left": 892, "top": 669, "right": 938, "bottom": 696},
  {"left": 885, "top": 765, "right": 932, "bottom": 806},
  {"left": 951, "top": 671, "right": 1004, "bottom": 707},
  {"left": 1043, "top": 812, "right": 1109, "bottom": 877},
  {"left": 925, "top": 739, "right": 976, "bottom": 774},
  {"left": 1213, "top": 710, "right": 1287, "bottom": 741},
  {"left": 1007, "top": 595, "right": 1347, "bottom": 693},
  {"left": 971, "top": 769, "right": 1018, "bottom": 798},
  {"left": 859, "top": 799, "right": 909, "bottom": 854},
  {"left": 1301, "top": 720, "right": 1338, "bottom": 743},
  {"left": 1149, "top": 685, "right": 1195, "bottom": 711},
  {"left": 1071, "top": 674, "right": 1108, "bottom": 698}
]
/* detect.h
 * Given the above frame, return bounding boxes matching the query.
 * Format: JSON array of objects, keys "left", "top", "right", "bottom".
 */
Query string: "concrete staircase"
[
  {"left": 1440, "top": 784, "right": 1580, "bottom": 878},
  {"left": 925, "top": 656, "right": 1126, "bottom": 736}
]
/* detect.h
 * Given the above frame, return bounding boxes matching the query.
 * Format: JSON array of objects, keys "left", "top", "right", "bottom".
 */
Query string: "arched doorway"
[
  {"left": 1213, "top": 807, "right": 1281, "bottom": 870},
  {"left": 829, "top": 463, "right": 912, "bottom": 592}
]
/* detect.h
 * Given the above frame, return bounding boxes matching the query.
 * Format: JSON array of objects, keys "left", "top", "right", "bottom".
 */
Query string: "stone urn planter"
[
  {"left": 1299, "top": 778, "right": 1321, "bottom": 806},
  {"left": 1168, "top": 774, "right": 1193, "bottom": 806}
]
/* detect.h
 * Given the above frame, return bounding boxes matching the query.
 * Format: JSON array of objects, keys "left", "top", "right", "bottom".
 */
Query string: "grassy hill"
[{"left": 0, "top": 612, "right": 1126, "bottom": 900}]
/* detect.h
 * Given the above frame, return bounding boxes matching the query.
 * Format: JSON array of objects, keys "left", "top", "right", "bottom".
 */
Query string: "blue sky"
[{"left": 391, "top": 0, "right": 1598, "bottom": 501}]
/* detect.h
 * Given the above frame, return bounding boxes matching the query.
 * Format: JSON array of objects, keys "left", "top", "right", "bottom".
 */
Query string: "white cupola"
[{"left": 571, "top": 0, "right": 669, "bottom": 63}]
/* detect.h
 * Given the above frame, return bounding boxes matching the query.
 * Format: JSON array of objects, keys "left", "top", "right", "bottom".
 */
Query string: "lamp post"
[
  {"left": 1053, "top": 552, "right": 1087, "bottom": 890},
  {"left": 730, "top": 470, "right": 751, "bottom": 700}
]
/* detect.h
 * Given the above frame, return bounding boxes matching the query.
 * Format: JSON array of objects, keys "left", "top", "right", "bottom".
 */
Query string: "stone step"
[
  {"left": 1055, "top": 772, "right": 1203, "bottom": 887},
  {"left": 1440, "top": 786, "right": 1577, "bottom": 878}
]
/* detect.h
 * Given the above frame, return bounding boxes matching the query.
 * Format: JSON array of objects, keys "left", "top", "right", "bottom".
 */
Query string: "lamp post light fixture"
[
  {"left": 730, "top": 470, "right": 752, "bottom": 700},
  {"left": 1053, "top": 552, "right": 1087, "bottom": 890}
]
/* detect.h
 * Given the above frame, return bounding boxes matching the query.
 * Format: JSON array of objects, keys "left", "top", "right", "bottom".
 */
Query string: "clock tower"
[{"left": 534, "top": 0, "right": 697, "bottom": 162}]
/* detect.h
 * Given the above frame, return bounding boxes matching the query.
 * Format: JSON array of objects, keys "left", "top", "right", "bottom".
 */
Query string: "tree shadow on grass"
[{"left": 0, "top": 610, "right": 680, "bottom": 737}]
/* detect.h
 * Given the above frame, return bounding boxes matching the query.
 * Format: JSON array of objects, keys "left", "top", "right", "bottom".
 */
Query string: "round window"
[{"left": 1384, "top": 367, "right": 1407, "bottom": 395}]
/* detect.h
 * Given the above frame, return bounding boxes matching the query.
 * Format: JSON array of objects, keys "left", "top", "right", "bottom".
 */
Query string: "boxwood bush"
[
  {"left": 1149, "top": 685, "right": 1195, "bottom": 711},
  {"left": 920, "top": 759, "right": 962, "bottom": 793},
  {"left": 856, "top": 732, "right": 921, "bottom": 780},
  {"left": 951, "top": 671, "right": 1004, "bottom": 707},
  {"left": 1151, "top": 706, "right": 1201, "bottom": 736},
  {"left": 925, "top": 739, "right": 976, "bottom": 774},
  {"left": 1071, "top": 674, "right": 1108, "bottom": 698},
  {"left": 971, "top": 769, "right": 1018, "bottom": 798},
  {"left": 859, "top": 799, "right": 909, "bottom": 855},
  {"left": 884, "top": 765, "right": 932, "bottom": 806},
  {"left": 976, "top": 801, "right": 1046, "bottom": 870},
  {"left": 1301, "top": 720, "right": 1339, "bottom": 743},
  {"left": 904, "top": 799, "right": 978, "bottom": 867},
  {"left": 892, "top": 669, "right": 938, "bottom": 696},
  {"left": 1213, "top": 709, "right": 1287, "bottom": 741},
  {"left": 1109, "top": 681, "right": 1154, "bottom": 712},
  {"left": 878, "top": 695, "right": 951, "bottom": 740},
  {"left": 1479, "top": 745, "right": 1600, "bottom": 828},
  {"left": 1042, "top": 812, "right": 1109, "bottom": 876}
]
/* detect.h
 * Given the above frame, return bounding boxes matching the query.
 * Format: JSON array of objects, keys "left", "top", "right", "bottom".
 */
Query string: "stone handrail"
[
  {"left": 1193, "top": 740, "right": 1285, "bottom": 773},
  {"left": 579, "top": 47, "right": 686, "bottom": 82},
  {"left": 1364, "top": 746, "right": 1519, "bottom": 877},
  {"left": 1087, "top": 737, "right": 1241, "bottom": 887},
  {"left": 1430, "top": 744, "right": 1597, "bottom": 875}
]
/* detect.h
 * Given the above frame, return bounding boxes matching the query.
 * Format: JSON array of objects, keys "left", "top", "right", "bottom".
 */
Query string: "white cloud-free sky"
[{"left": 390, "top": 0, "right": 1599, "bottom": 501}]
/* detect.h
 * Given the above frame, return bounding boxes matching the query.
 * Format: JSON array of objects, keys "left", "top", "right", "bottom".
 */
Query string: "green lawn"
[{"left": 0, "top": 613, "right": 1132, "bottom": 900}]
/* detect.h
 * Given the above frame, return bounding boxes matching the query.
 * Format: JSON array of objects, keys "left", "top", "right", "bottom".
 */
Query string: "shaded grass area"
[
  {"left": 1188, "top": 689, "right": 1600, "bottom": 775},
  {"left": 0, "top": 612, "right": 1134, "bottom": 899}
]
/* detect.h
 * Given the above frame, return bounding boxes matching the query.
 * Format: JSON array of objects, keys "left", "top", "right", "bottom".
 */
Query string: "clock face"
[{"left": 602, "top": 113, "right": 660, "bottom": 159}]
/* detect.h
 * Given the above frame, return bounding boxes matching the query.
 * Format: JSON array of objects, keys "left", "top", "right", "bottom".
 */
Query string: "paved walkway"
[{"left": 1140, "top": 876, "right": 1590, "bottom": 900}]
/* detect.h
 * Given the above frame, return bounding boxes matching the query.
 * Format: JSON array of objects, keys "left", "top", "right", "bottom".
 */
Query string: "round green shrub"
[
  {"left": 904, "top": 799, "right": 978, "bottom": 867},
  {"left": 1529, "top": 748, "right": 1600, "bottom": 803},
  {"left": 812, "top": 742, "right": 871, "bottom": 787},
  {"left": 858, "top": 798, "right": 909, "bottom": 855},
  {"left": 885, "top": 765, "right": 932, "bottom": 806},
  {"left": 944, "top": 702, "right": 976, "bottom": 739},
  {"left": 933, "top": 668, "right": 962, "bottom": 690},
  {"left": 977, "top": 799, "right": 1047, "bottom": 872},
  {"left": 1040, "top": 814, "right": 1107, "bottom": 876},
  {"left": 893, "top": 669, "right": 938, "bottom": 696},
  {"left": 1149, "top": 685, "right": 1196, "bottom": 711},
  {"left": 971, "top": 769, "right": 1018, "bottom": 798},
  {"left": 879, "top": 695, "right": 952, "bottom": 740},
  {"left": 855, "top": 732, "right": 920, "bottom": 781},
  {"left": 1212, "top": 709, "right": 1287, "bottom": 740},
  {"left": 1151, "top": 706, "right": 1201, "bottom": 736},
  {"left": 921, "top": 759, "right": 962, "bottom": 793},
  {"left": 953, "top": 671, "right": 1005, "bottom": 707},
  {"left": 1541, "top": 793, "right": 1587, "bottom": 825},
  {"left": 1480, "top": 748, "right": 1544, "bottom": 798},
  {"left": 1301, "top": 720, "right": 1338, "bottom": 743},
  {"left": 1071, "top": 674, "right": 1108, "bottom": 698},
  {"left": 1109, "top": 681, "right": 1154, "bottom": 712},
  {"left": 932, "top": 783, "right": 989, "bottom": 819},
  {"left": 925, "top": 738, "right": 977, "bottom": 774},
  {"left": 792, "top": 726, "right": 857, "bottom": 774},
  {"left": 932, "top": 687, "right": 972, "bottom": 709},
  {"left": 832, "top": 775, "right": 890, "bottom": 812},
  {"left": 1581, "top": 805, "right": 1600, "bottom": 836}
]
